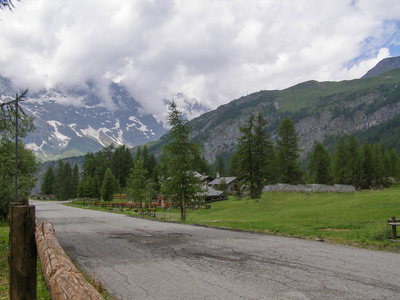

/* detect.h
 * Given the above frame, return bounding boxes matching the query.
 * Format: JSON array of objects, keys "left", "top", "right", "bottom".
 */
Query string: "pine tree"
[
  {"left": 71, "top": 164, "right": 79, "bottom": 199},
  {"left": 111, "top": 145, "right": 134, "bottom": 189},
  {"left": 161, "top": 101, "right": 203, "bottom": 220},
  {"left": 55, "top": 160, "right": 64, "bottom": 200},
  {"left": 62, "top": 162, "right": 72, "bottom": 200},
  {"left": 236, "top": 113, "right": 274, "bottom": 198},
  {"left": 215, "top": 155, "right": 225, "bottom": 177},
  {"left": 101, "top": 167, "right": 119, "bottom": 202},
  {"left": 308, "top": 142, "right": 332, "bottom": 184},
  {"left": 126, "top": 158, "right": 148, "bottom": 207},
  {"left": 41, "top": 166, "right": 56, "bottom": 194},
  {"left": 361, "top": 143, "right": 374, "bottom": 189},
  {"left": 333, "top": 137, "right": 351, "bottom": 184},
  {"left": 348, "top": 135, "right": 362, "bottom": 188},
  {"left": 276, "top": 117, "right": 302, "bottom": 184}
]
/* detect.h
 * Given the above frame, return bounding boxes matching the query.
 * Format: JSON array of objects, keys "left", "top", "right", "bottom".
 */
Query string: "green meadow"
[{"left": 71, "top": 186, "right": 400, "bottom": 251}]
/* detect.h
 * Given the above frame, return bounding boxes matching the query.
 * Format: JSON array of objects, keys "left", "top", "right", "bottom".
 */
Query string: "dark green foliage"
[
  {"left": 77, "top": 174, "right": 100, "bottom": 199},
  {"left": 235, "top": 113, "right": 275, "bottom": 198},
  {"left": 276, "top": 117, "right": 302, "bottom": 184},
  {"left": 0, "top": 141, "right": 39, "bottom": 220},
  {"left": 126, "top": 158, "right": 148, "bottom": 206},
  {"left": 71, "top": 164, "right": 79, "bottom": 199},
  {"left": 215, "top": 155, "right": 225, "bottom": 177},
  {"left": 333, "top": 137, "right": 351, "bottom": 184},
  {"left": 101, "top": 167, "right": 119, "bottom": 202},
  {"left": 41, "top": 166, "right": 55, "bottom": 194},
  {"left": 308, "top": 143, "right": 332, "bottom": 184},
  {"left": 111, "top": 145, "right": 134, "bottom": 189},
  {"left": 161, "top": 101, "right": 204, "bottom": 220}
]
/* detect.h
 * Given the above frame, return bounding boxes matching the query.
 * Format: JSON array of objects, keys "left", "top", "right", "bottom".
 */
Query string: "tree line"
[{"left": 41, "top": 111, "right": 400, "bottom": 213}]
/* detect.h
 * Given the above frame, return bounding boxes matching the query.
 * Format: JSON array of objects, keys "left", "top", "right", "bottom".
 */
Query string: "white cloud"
[{"left": 0, "top": 0, "right": 399, "bottom": 115}]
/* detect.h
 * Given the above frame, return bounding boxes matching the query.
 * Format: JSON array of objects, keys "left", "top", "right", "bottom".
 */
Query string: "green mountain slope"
[{"left": 150, "top": 67, "right": 400, "bottom": 163}]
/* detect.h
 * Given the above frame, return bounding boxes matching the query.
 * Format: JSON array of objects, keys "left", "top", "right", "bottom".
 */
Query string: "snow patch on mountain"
[
  {"left": 68, "top": 123, "right": 83, "bottom": 137},
  {"left": 47, "top": 120, "right": 71, "bottom": 148}
]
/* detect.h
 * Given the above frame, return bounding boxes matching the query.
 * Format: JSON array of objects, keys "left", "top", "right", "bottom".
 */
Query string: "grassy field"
[
  {"left": 0, "top": 224, "right": 50, "bottom": 299},
  {"left": 71, "top": 186, "right": 400, "bottom": 251}
]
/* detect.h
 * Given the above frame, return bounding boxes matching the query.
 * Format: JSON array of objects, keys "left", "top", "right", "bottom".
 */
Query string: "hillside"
[{"left": 149, "top": 66, "right": 400, "bottom": 163}]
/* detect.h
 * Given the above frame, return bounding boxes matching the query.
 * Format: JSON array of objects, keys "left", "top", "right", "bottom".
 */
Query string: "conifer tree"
[
  {"left": 71, "top": 164, "right": 79, "bottom": 199},
  {"left": 276, "top": 116, "right": 302, "bottom": 184},
  {"left": 333, "top": 137, "right": 351, "bottom": 184},
  {"left": 361, "top": 143, "right": 374, "bottom": 189},
  {"left": 215, "top": 155, "right": 225, "bottom": 177},
  {"left": 236, "top": 113, "right": 274, "bottom": 198},
  {"left": 55, "top": 160, "right": 64, "bottom": 200},
  {"left": 41, "top": 166, "right": 56, "bottom": 194},
  {"left": 308, "top": 142, "right": 332, "bottom": 184},
  {"left": 348, "top": 135, "right": 362, "bottom": 188},
  {"left": 126, "top": 158, "right": 148, "bottom": 207},
  {"left": 101, "top": 167, "right": 119, "bottom": 202},
  {"left": 111, "top": 145, "right": 134, "bottom": 189},
  {"left": 161, "top": 101, "right": 203, "bottom": 220}
]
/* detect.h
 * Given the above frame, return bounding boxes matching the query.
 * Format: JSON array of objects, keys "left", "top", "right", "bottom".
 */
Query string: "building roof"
[{"left": 209, "top": 177, "right": 237, "bottom": 186}]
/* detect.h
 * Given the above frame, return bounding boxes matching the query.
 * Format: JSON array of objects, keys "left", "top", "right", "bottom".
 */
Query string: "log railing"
[{"left": 35, "top": 221, "right": 103, "bottom": 299}]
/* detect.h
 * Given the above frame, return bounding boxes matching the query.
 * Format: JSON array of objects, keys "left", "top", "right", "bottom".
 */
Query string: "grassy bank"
[
  {"left": 0, "top": 223, "right": 50, "bottom": 299},
  {"left": 70, "top": 186, "right": 400, "bottom": 251}
]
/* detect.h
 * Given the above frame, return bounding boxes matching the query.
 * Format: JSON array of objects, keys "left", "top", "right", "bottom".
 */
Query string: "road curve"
[{"left": 32, "top": 200, "right": 400, "bottom": 300}]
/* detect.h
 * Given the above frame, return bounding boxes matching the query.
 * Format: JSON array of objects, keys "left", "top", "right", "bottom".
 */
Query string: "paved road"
[{"left": 33, "top": 200, "right": 400, "bottom": 300}]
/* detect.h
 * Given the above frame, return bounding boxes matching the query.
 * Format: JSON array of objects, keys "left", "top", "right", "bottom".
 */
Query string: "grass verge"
[
  {"left": 69, "top": 186, "right": 400, "bottom": 251},
  {"left": 0, "top": 223, "right": 49, "bottom": 299}
]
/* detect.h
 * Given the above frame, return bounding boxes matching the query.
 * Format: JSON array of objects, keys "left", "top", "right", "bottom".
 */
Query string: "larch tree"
[
  {"left": 41, "top": 166, "right": 56, "bottom": 195},
  {"left": 101, "top": 167, "right": 119, "bottom": 202},
  {"left": 236, "top": 113, "right": 274, "bottom": 198},
  {"left": 161, "top": 101, "right": 203, "bottom": 220},
  {"left": 126, "top": 158, "right": 148, "bottom": 207},
  {"left": 276, "top": 116, "right": 302, "bottom": 184},
  {"left": 308, "top": 142, "right": 332, "bottom": 184}
]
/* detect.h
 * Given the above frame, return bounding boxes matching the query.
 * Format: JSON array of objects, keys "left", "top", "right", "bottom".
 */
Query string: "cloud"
[{"left": 0, "top": 0, "right": 400, "bottom": 116}]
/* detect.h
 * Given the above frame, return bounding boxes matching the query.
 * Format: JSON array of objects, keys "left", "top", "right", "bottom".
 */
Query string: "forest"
[{"left": 40, "top": 113, "right": 400, "bottom": 205}]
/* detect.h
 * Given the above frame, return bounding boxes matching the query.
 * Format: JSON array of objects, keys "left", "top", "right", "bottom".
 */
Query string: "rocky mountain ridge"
[
  {"left": 0, "top": 77, "right": 209, "bottom": 161},
  {"left": 176, "top": 58, "right": 400, "bottom": 163}
]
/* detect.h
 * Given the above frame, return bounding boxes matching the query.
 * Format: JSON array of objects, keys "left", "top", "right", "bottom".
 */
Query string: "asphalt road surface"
[{"left": 32, "top": 200, "right": 400, "bottom": 300}]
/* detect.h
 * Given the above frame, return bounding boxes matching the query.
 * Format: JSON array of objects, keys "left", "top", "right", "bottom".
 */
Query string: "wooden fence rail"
[
  {"left": 35, "top": 221, "right": 103, "bottom": 299},
  {"left": 387, "top": 216, "right": 400, "bottom": 240}
]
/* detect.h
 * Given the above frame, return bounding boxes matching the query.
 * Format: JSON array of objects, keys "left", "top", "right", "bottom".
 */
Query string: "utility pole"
[
  {"left": 4, "top": 90, "right": 37, "bottom": 300},
  {"left": 15, "top": 93, "right": 18, "bottom": 203}
]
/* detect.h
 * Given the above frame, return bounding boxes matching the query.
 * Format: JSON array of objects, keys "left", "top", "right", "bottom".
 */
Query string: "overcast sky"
[{"left": 1, "top": 0, "right": 400, "bottom": 115}]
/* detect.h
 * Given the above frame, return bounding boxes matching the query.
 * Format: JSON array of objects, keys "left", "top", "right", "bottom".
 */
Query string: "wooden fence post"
[
  {"left": 391, "top": 216, "right": 397, "bottom": 240},
  {"left": 8, "top": 203, "right": 37, "bottom": 300}
]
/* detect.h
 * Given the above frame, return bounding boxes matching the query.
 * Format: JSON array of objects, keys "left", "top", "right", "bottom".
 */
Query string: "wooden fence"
[
  {"left": 35, "top": 221, "right": 103, "bottom": 299},
  {"left": 387, "top": 216, "right": 400, "bottom": 240}
]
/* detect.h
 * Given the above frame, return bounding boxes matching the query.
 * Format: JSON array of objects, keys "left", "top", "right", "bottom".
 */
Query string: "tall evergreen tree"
[
  {"left": 276, "top": 116, "right": 302, "bottom": 184},
  {"left": 111, "top": 145, "right": 134, "bottom": 189},
  {"left": 361, "top": 143, "right": 374, "bottom": 189},
  {"left": 235, "top": 113, "right": 274, "bottom": 198},
  {"left": 101, "top": 167, "right": 119, "bottom": 202},
  {"left": 215, "top": 155, "right": 225, "bottom": 177},
  {"left": 126, "top": 158, "right": 148, "bottom": 207},
  {"left": 61, "top": 162, "right": 73, "bottom": 200},
  {"left": 55, "top": 160, "right": 64, "bottom": 200},
  {"left": 333, "top": 137, "right": 351, "bottom": 184},
  {"left": 71, "top": 163, "right": 79, "bottom": 199},
  {"left": 161, "top": 101, "right": 204, "bottom": 220},
  {"left": 41, "top": 166, "right": 56, "bottom": 194},
  {"left": 308, "top": 142, "right": 332, "bottom": 184},
  {"left": 348, "top": 135, "right": 362, "bottom": 188}
]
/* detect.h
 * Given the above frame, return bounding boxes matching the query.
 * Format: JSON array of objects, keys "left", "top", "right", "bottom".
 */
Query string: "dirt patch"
[{"left": 318, "top": 228, "right": 350, "bottom": 232}]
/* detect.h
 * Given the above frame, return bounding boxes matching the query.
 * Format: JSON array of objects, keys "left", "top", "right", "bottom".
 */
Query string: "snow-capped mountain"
[
  {"left": 156, "top": 93, "right": 211, "bottom": 127},
  {"left": 0, "top": 76, "right": 167, "bottom": 161}
]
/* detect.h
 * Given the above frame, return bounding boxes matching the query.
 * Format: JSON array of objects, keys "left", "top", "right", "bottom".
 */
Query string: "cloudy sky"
[{"left": 1, "top": 0, "right": 400, "bottom": 115}]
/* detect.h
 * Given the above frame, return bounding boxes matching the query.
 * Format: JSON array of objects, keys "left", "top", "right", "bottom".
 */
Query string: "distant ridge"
[{"left": 362, "top": 56, "right": 400, "bottom": 78}]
